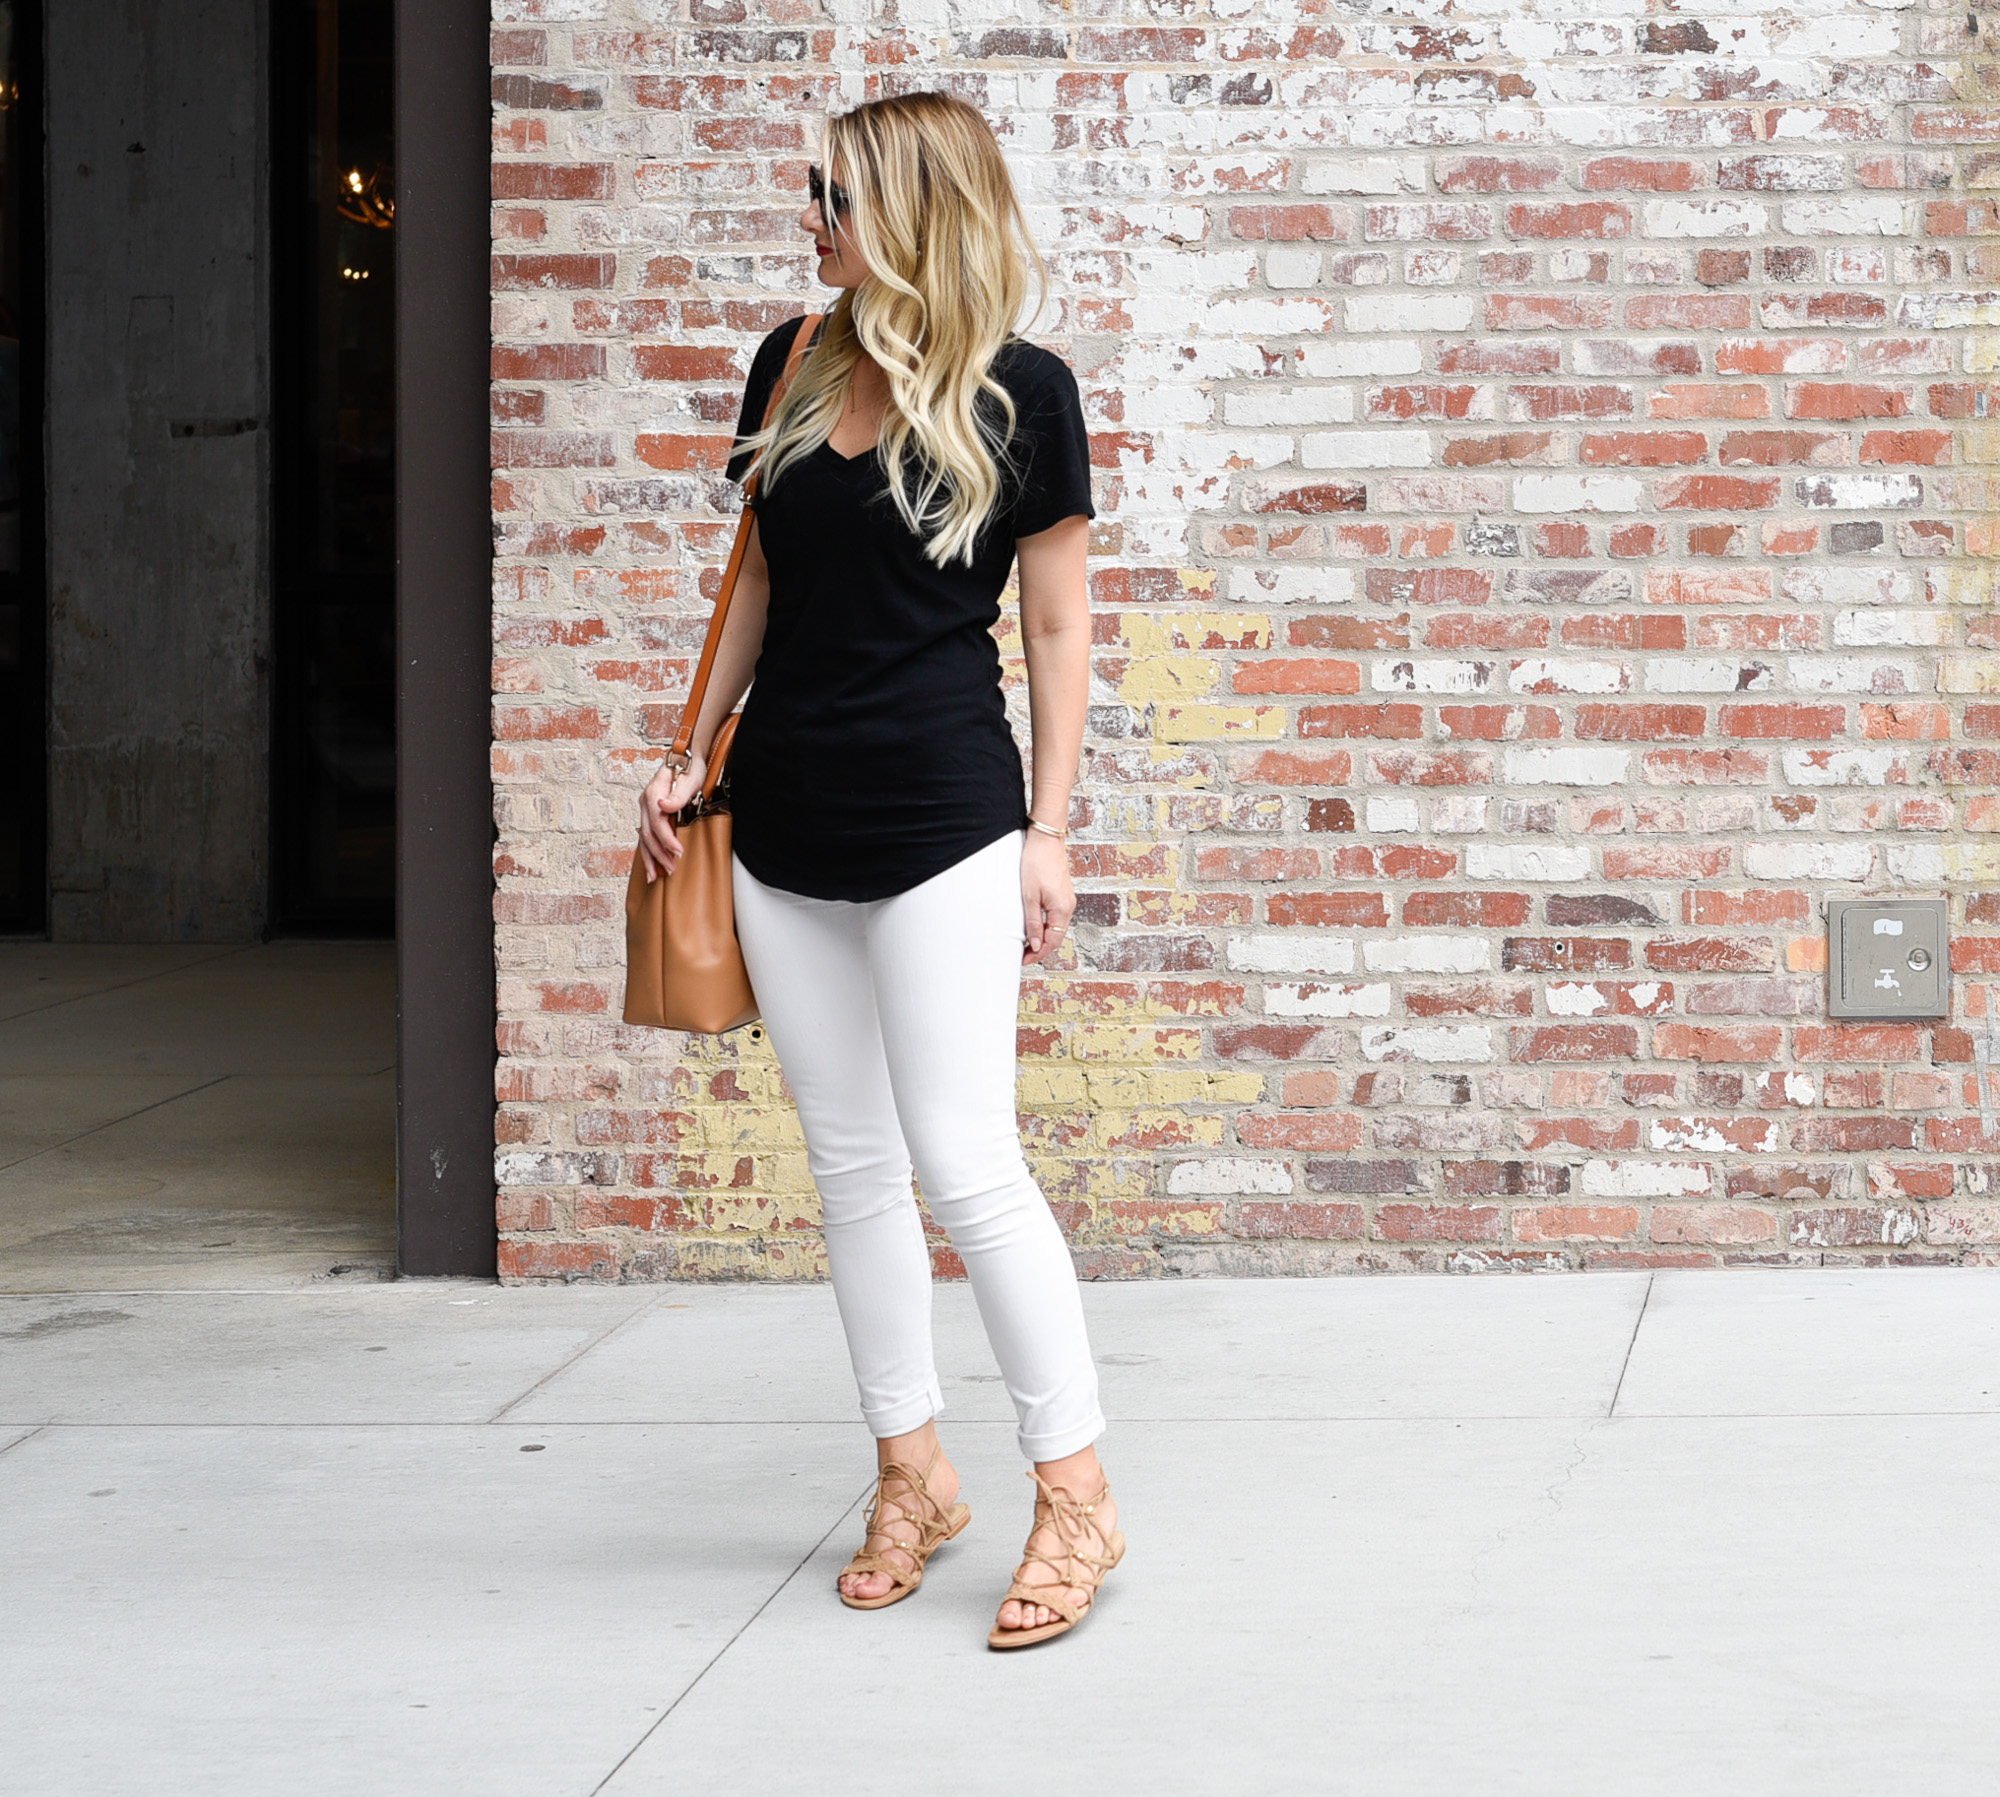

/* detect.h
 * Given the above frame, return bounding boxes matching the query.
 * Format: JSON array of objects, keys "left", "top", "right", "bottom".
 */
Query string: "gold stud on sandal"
[
  {"left": 987, "top": 1470, "right": 1125, "bottom": 1650},
  {"left": 836, "top": 1443, "right": 971, "bottom": 1612}
]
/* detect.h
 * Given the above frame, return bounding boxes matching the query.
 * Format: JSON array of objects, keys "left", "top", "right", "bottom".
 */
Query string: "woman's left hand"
[{"left": 1021, "top": 829, "right": 1075, "bottom": 966}]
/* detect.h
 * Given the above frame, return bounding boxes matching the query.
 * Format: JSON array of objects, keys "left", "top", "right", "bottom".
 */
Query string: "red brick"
[
  {"left": 1719, "top": 704, "right": 1844, "bottom": 739},
  {"left": 1375, "top": 1204, "right": 1503, "bottom": 1241},
  {"left": 1574, "top": 702, "right": 1707, "bottom": 741},
  {"left": 1513, "top": 1205, "right": 1641, "bottom": 1242},
  {"left": 1656, "top": 474, "right": 1782, "bottom": 510},
  {"left": 1655, "top": 1024, "right": 1784, "bottom": 1061},
  {"left": 1787, "top": 383, "right": 1912, "bottom": 420}
]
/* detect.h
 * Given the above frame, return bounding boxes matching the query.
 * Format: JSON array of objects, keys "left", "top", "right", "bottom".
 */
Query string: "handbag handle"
[{"left": 667, "top": 313, "right": 823, "bottom": 776}]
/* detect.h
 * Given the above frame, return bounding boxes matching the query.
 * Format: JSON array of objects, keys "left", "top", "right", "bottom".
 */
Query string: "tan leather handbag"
[{"left": 622, "top": 314, "right": 821, "bottom": 1034}]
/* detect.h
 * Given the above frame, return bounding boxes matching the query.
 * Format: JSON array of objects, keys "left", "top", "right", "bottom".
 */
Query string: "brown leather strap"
[{"left": 669, "top": 313, "right": 822, "bottom": 769}]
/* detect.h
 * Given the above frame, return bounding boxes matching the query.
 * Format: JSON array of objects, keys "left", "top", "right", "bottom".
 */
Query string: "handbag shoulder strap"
[{"left": 668, "top": 312, "right": 822, "bottom": 771}]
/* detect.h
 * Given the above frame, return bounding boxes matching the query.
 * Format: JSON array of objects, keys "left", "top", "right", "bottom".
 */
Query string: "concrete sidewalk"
[{"left": 3, "top": 1271, "right": 1996, "bottom": 1796}]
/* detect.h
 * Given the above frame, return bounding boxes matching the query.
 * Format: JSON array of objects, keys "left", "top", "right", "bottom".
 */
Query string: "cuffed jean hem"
[
  {"left": 864, "top": 1384, "right": 945, "bottom": 1441},
  {"left": 1018, "top": 1406, "right": 1108, "bottom": 1465}
]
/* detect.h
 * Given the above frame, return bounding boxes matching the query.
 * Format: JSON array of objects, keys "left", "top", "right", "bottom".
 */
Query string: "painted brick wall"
[{"left": 487, "top": 0, "right": 2000, "bottom": 1282}]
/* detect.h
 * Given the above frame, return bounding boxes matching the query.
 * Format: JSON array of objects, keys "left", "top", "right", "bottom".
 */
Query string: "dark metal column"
[{"left": 394, "top": 0, "right": 495, "bottom": 1275}]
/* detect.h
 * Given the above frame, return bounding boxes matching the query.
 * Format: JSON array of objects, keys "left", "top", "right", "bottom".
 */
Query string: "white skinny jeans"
[{"left": 732, "top": 831, "right": 1105, "bottom": 1462}]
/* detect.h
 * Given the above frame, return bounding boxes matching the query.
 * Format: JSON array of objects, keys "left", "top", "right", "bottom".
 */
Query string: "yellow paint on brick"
[
  {"left": 1970, "top": 335, "right": 2000, "bottom": 374},
  {"left": 1941, "top": 655, "right": 2000, "bottom": 693},
  {"left": 1093, "top": 1110, "right": 1229, "bottom": 1148},
  {"left": 1021, "top": 979, "right": 1149, "bottom": 1019},
  {"left": 1026, "top": 1156, "right": 1150, "bottom": 1200},
  {"left": 1933, "top": 566, "right": 1999, "bottom": 604},
  {"left": 1965, "top": 427, "right": 2000, "bottom": 467},
  {"left": 1071, "top": 1024, "right": 1205, "bottom": 1062},
  {"left": 1155, "top": 705, "right": 1287, "bottom": 741},
  {"left": 1178, "top": 567, "right": 1218, "bottom": 594},
  {"left": 1018, "top": 1067, "right": 1090, "bottom": 1107},
  {"left": 1946, "top": 843, "right": 2000, "bottom": 884},
  {"left": 1119, "top": 655, "right": 1221, "bottom": 702},
  {"left": 674, "top": 1236, "right": 829, "bottom": 1281},
  {"left": 1971, "top": 520, "right": 2000, "bottom": 559},
  {"left": 1119, "top": 612, "right": 1271, "bottom": 653},
  {"left": 703, "top": 1108, "right": 807, "bottom": 1150},
  {"left": 706, "top": 1190, "right": 823, "bottom": 1233},
  {"left": 1086, "top": 1068, "right": 1265, "bottom": 1106}
]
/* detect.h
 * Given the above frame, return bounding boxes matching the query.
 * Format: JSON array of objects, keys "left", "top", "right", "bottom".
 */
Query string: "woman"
[{"left": 635, "top": 93, "right": 1122, "bottom": 1651}]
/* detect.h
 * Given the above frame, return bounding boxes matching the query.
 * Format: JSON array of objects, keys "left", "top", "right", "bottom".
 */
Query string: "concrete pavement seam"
[
  {"left": 1607, "top": 1273, "right": 1656, "bottom": 1419},
  {"left": 485, "top": 1293, "right": 669, "bottom": 1423},
  {"left": 0, "top": 945, "right": 251, "bottom": 1026},
  {"left": 0, "top": 1075, "right": 232, "bottom": 1174},
  {"left": 587, "top": 1482, "right": 871, "bottom": 1796}
]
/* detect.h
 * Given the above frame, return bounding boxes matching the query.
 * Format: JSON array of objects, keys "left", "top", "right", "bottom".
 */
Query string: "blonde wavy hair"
[{"left": 741, "top": 93, "right": 1047, "bottom": 568}]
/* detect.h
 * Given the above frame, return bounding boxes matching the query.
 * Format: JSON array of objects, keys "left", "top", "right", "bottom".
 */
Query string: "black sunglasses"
[{"left": 807, "top": 164, "right": 852, "bottom": 223}]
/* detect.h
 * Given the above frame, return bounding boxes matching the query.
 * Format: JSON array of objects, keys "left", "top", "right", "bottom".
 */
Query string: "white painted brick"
[
  {"left": 1513, "top": 475, "right": 1643, "bottom": 513},
  {"left": 1303, "top": 431, "right": 1433, "bottom": 469},
  {"left": 1785, "top": 569, "right": 1918, "bottom": 605},
  {"left": 1359, "top": 1026, "right": 1495, "bottom": 1064},
  {"left": 1503, "top": 745, "right": 1631, "bottom": 786},
  {"left": 1782, "top": 197, "right": 1913, "bottom": 237},
  {"left": 1743, "top": 841, "right": 1874, "bottom": 881},
  {"left": 1649, "top": 1115, "right": 1777, "bottom": 1152},
  {"left": 1366, "top": 797, "right": 1421, "bottom": 833},
  {"left": 1431, "top": 795, "right": 1490, "bottom": 834},
  {"left": 1372, "top": 659, "right": 1494, "bottom": 695},
  {"left": 1833, "top": 610, "right": 1947, "bottom": 648},
  {"left": 1581, "top": 1160, "right": 1713, "bottom": 1198},
  {"left": 1786, "top": 657, "right": 1921, "bottom": 694},
  {"left": 1508, "top": 659, "right": 1628, "bottom": 695},
  {"left": 1301, "top": 340, "right": 1423, "bottom": 378},
  {"left": 1265, "top": 246, "right": 1323, "bottom": 289},
  {"left": 1797, "top": 473, "right": 1926, "bottom": 510},
  {"left": 1942, "top": 656, "right": 2000, "bottom": 694},
  {"left": 1344, "top": 293, "right": 1477, "bottom": 333},
  {"left": 1644, "top": 199, "right": 1770, "bottom": 238},
  {"left": 1886, "top": 844, "right": 1946, "bottom": 883},
  {"left": 1233, "top": 567, "right": 1359, "bottom": 606},
  {"left": 1226, "top": 936, "right": 1356, "bottom": 975},
  {"left": 1364, "top": 936, "right": 1492, "bottom": 974},
  {"left": 1467, "top": 844, "right": 1592, "bottom": 881},
  {"left": 1223, "top": 388, "right": 1356, "bottom": 427},
  {"left": 1783, "top": 747, "right": 1908, "bottom": 787},
  {"left": 1265, "top": 981, "right": 1393, "bottom": 1018},
  {"left": 1645, "top": 658, "right": 1774, "bottom": 693},
  {"left": 1167, "top": 1158, "right": 1293, "bottom": 1196},
  {"left": 1302, "top": 157, "right": 1427, "bottom": 195}
]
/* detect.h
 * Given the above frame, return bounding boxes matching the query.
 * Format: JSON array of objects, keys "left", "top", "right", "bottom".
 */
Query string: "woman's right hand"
[{"left": 636, "top": 752, "right": 707, "bottom": 882}]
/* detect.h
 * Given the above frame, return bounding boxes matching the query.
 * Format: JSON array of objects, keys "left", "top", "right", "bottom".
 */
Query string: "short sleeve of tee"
[{"left": 996, "top": 347, "right": 1095, "bottom": 540}]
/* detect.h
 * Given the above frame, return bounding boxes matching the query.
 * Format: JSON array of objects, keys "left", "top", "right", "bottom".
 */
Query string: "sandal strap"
[
  {"left": 844, "top": 1443, "right": 956, "bottom": 1585},
  {"left": 1003, "top": 1470, "right": 1116, "bottom": 1622},
  {"left": 999, "top": 1578, "right": 1084, "bottom": 1625},
  {"left": 842, "top": 1550, "right": 920, "bottom": 1592}
]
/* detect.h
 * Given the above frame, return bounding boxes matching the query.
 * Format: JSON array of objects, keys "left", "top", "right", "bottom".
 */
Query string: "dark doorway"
[
  {"left": 271, "top": 0, "right": 396, "bottom": 936},
  {"left": 0, "top": 0, "right": 44, "bottom": 935}
]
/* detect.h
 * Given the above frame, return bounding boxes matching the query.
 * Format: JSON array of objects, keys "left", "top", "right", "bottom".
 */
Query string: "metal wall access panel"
[{"left": 393, "top": 0, "right": 495, "bottom": 1276}]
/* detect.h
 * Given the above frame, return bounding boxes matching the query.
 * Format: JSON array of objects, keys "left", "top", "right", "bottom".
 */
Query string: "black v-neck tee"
[{"left": 721, "top": 316, "right": 1095, "bottom": 902}]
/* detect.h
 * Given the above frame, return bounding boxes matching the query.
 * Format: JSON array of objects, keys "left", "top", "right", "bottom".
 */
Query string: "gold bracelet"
[{"left": 1028, "top": 818, "right": 1068, "bottom": 841}]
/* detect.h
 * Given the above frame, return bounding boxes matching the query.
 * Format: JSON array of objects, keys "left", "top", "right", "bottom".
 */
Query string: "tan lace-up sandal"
[
  {"left": 986, "top": 1471, "right": 1125, "bottom": 1650},
  {"left": 836, "top": 1444, "right": 971, "bottom": 1612}
]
